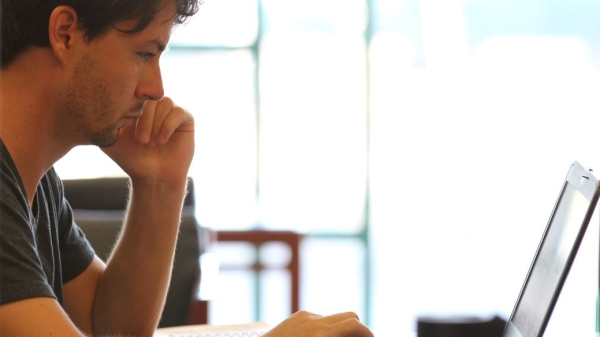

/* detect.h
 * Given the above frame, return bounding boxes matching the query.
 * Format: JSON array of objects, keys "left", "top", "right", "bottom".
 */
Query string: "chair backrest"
[{"left": 62, "top": 177, "right": 205, "bottom": 328}]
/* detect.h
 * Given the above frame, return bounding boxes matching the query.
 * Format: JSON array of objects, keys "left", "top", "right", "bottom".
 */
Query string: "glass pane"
[
  {"left": 464, "top": 0, "right": 600, "bottom": 47},
  {"left": 370, "top": 0, "right": 424, "bottom": 67},
  {"left": 301, "top": 238, "right": 366, "bottom": 318},
  {"left": 258, "top": 0, "right": 369, "bottom": 234},
  {"left": 260, "top": 270, "right": 292, "bottom": 326},
  {"left": 169, "top": 0, "right": 259, "bottom": 47},
  {"left": 208, "top": 270, "right": 256, "bottom": 325},
  {"left": 161, "top": 50, "right": 258, "bottom": 229},
  {"left": 261, "top": 0, "right": 368, "bottom": 35},
  {"left": 258, "top": 33, "right": 368, "bottom": 233}
]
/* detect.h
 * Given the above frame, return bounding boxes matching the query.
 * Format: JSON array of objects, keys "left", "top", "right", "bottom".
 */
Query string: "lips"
[
  {"left": 119, "top": 104, "right": 143, "bottom": 126},
  {"left": 118, "top": 115, "right": 139, "bottom": 129}
]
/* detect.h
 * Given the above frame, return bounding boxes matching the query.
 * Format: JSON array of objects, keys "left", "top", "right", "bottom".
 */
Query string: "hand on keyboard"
[{"left": 262, "top": 310, "right": 374, "bottom": 337}]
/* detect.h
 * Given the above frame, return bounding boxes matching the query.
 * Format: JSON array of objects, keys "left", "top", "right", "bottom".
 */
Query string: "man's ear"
[{"left": 48, "top": 6, "right": 81, "bottom": 64}]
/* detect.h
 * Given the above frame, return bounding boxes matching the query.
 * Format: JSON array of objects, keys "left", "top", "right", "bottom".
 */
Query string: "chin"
[{"left": 91, "top": 130, "right": 120, "bottom": 148}]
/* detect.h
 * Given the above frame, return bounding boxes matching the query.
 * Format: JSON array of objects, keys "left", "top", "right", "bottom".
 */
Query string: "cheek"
[
  {"left": 111, "top": 61, "right": 140, "bottom": 85},
  {"left": 94, "top": 44, "right": 146, "bottom": 99},
  {"left": 98, "top": 48, "right": 142, "bottom": 88},
  {"left": 119, "top": 66, "right": 144, "bottom": 95}
]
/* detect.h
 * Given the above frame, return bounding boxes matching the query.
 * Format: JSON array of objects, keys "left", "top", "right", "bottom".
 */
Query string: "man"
[{"left": 0, "top": 1, "right": 375, "bottom": 336}]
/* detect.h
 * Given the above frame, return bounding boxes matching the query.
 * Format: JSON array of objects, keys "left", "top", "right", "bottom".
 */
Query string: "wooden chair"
[{"left": 216, "top": 230, "right": 302, "bottom": 316}]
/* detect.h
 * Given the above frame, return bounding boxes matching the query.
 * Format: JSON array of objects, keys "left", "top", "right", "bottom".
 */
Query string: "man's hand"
[
  {"left": 102, "top": 97, "right": 194, "bottom": 186},
  {"left": 263, "top": 311, "right": 375, "bottom": 337}
]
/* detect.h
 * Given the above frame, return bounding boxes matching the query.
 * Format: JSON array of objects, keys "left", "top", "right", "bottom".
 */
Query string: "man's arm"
[
  {"left": 0, "top": 254, "right": 160, "bottom": 337},
  {"left": 79, "top": 97, "right": 194, "bottom": 336},
  {"left": 89, "top": 180, "right": 188, "bottom": 336},
  {"left": 0, "top": 298, "right": 86, "bottom": 337},
  {"left": 63, "top": 257, "right": 106, "bottom": 335},
  {"left": 0, "top": 175, "right": 180, "bottom": 337}
]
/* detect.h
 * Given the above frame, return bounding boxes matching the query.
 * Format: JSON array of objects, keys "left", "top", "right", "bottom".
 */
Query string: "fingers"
[
  {"left": 135, "top": 101, "right": 155, "bottom": 144},
  {"left": 330, "top": 315, "right": 374, "bottom": 337},
  {"left": 318, "top": 312, "right": 372, "bottom": 337},
  {"left": 135, "top": 97, "right": 193, "bottom": 146},
  {"left": 279, "top": 311, "right": 373, "bottom": 337},
  {"left": 318, "top": 311, "right": 359, "bottom": 325}
]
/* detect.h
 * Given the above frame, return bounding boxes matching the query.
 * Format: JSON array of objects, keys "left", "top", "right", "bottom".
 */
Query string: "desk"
[
  {"left": 155, "top": 323, "right": 413, "bottom": 337},
  {"left": 155, "top": 324, "right": 598, "bottom": 337}
]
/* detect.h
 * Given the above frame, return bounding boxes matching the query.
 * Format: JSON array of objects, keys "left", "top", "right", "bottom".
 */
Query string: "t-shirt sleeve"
[
  {"left": 0, "top": 166, "right": 96, "bottom": 305},
  {"left": 58, "top": 203, "right": 96, "bottom": 284}
]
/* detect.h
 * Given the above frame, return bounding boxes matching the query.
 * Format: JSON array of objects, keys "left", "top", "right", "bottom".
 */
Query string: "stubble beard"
[{"left": 58, "top": 52, "right": 123, "bottom": 149}]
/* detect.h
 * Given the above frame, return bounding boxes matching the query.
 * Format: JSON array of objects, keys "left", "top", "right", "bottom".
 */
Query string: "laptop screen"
[{"left": 505, "top": 162, "right": 599, "bottom": 337}]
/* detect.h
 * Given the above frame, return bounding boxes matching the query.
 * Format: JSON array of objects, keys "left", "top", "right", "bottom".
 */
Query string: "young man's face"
[{"left": 55, "top": 5, "right": 175, "bottom": 148}]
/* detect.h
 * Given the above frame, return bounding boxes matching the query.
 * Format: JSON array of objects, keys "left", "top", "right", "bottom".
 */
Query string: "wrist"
[{"left": 129, "top": 177, "right": 189, "bottom": 203}]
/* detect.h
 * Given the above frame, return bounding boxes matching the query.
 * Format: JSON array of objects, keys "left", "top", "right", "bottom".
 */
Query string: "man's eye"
[{"left": 139, "top": 52, "right": 154, "bottom": 62}]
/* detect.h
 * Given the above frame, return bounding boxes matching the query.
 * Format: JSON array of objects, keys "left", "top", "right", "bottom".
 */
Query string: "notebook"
[
  {"left": 154, "top": 322, "right": 270, "bottom": 337},
  {"left": 503, "top": 161, "right": 600, "bottom": 337}
]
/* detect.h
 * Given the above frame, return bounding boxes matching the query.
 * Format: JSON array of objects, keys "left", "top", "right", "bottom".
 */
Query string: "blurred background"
[{"left": 55, "top": 0, "right": 600, "bottom": 335}]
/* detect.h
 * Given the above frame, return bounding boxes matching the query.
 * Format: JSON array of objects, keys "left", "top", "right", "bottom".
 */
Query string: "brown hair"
[{"left": 1, "top": 0, "right": 201, "bottom": 67}]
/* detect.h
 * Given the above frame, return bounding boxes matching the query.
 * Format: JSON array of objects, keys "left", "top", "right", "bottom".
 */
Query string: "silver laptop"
[{"left": 504, "top": 161, "right": 600, "bottom": 337}]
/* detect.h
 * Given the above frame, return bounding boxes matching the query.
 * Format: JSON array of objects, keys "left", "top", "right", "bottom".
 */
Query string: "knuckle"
[{"left": 346, "top": 311, "right": 360, "bottom": 320}]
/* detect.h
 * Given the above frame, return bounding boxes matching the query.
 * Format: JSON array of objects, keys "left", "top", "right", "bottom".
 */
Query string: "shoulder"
[
  {"left": 0, "top": 139, "right": 30, "bottom": 222},
  {"left": 40, "top": 167, "right": 65, "bottom": 209},
  {"left": 0, "top": 138, "right": 65, "bottom": 214}
]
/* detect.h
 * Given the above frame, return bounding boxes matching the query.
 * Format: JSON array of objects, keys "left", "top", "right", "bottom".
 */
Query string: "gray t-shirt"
[{"left": 0, "top": 139, "right": 95, "bottom": 305}]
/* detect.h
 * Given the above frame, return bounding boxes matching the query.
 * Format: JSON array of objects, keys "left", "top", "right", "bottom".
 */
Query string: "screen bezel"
[{"left": 504, "top": 161, "right": 600, "bottom": 337}]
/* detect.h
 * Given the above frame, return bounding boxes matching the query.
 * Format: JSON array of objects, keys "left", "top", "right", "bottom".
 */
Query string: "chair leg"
[
  {"left": 187, "top": 299, "right": 209, "bottom": 325},
  {"left": 187, "top": 267, "right": 209, "bottom": 325}
]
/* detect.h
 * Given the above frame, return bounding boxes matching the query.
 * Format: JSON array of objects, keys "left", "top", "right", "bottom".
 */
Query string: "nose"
[{"left": 135, "top": 62, "right": 165, "bottom": 101}]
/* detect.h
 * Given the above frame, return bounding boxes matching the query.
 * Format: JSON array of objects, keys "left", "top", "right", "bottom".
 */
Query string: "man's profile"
[{"left": 0, "top": 1, "right": 375, "bottom": 336}]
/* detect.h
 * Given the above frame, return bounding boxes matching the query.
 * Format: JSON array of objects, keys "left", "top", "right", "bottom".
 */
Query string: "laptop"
[{"left": 503, "top": 160, "right": 600, "bottom": 337}]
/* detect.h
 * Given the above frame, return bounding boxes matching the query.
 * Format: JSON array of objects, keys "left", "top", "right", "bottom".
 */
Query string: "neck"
[{"left": 0, "top": 49, "right": 74, "bottom": 203}]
